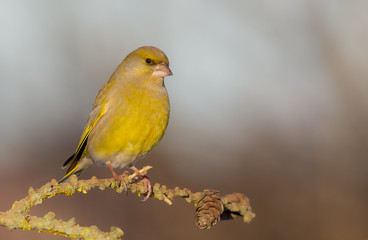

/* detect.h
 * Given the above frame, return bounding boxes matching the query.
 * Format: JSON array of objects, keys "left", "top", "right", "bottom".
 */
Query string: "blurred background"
[{"left": 1, "top": 0, "right": 368, "bottom": 239}]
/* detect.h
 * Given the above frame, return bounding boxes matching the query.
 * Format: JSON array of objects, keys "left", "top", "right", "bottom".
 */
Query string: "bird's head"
[{"left": 121, "top": 46, "right": 172, "bottom": 83}]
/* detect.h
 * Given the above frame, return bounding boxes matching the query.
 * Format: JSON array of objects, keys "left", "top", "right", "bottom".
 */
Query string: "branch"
[{"left": 0, "top": 166, "right": 255, "bottom": 239}]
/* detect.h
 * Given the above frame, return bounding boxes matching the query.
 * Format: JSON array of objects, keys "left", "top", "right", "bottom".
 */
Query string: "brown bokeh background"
[{"left": 1, "top": 1, "right": 368, "bottom": 239}]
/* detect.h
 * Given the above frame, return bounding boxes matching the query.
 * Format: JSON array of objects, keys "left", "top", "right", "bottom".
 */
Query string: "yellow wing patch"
[{"left": 60, "top": 80, "right": 116, "bottom": 183}]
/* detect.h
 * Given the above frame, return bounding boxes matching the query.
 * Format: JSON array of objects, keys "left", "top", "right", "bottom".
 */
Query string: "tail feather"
[
  {"left": 58, "top": 163, "right": 84, "bottom": 183},
  {"left": 59, "top": 136, "right": 90, "bottom": 183},
  {"left": 62, "top": 153, "right": 75, "bottom": 168},
  {"left": 58, "top": 156, "right": 93, "bottom": 183}
]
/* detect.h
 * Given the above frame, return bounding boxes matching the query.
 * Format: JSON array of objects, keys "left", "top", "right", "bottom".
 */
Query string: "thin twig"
[{"left": 0, "top": 166, "right": 255, "bottom": 239}]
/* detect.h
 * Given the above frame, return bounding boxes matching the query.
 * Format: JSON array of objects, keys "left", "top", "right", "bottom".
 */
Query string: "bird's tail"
[
  {"left": 58, "top": 164, "right": 85, "bottom": 183},
  {"left": 58, "top": 154, "right": 92, "bottom": 183}
]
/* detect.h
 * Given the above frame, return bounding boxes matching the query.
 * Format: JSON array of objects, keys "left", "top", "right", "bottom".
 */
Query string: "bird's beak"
[{"left": 152, "top": 63, "right": 173, "bottom": 78}]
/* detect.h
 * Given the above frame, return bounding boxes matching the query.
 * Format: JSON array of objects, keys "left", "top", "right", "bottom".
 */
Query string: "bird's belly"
[{"left": 87, "top": 98, "right": 169, "bottom": 168}]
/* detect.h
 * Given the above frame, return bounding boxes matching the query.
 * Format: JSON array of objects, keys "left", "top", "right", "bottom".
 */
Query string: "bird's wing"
[{"left": 59, "top": 80, "right": 116, "bottom": 182}]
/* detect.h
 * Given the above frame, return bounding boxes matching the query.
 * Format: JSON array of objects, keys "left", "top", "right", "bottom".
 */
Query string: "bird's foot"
[
  {"left": 107, "top": 162, "right": 128, "bottom": 192},
  {"left": 130, "top": 166, "right": 152, "bottom": 202}
]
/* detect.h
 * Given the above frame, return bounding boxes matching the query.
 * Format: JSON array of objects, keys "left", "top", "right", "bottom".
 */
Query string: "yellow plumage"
[{"left": 59, "top": 46, "right": 172, "bottom": 183}]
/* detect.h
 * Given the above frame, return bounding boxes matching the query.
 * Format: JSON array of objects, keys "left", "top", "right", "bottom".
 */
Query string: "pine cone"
[{"left": 195, "top": 189, "right": 224, "bottom": 229}]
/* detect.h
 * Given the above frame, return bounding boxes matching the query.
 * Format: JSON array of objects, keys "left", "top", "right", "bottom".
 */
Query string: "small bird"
[{"left": 59, "top": 46, "right": 172, "bottom": 200}]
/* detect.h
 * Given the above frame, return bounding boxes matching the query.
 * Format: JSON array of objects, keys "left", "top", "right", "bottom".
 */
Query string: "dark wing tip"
[{"left": 62, "top": 153, "right": 76, "bottom": 169}]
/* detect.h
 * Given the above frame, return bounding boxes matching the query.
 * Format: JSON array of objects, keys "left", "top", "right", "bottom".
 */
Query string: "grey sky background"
[{"left": 1, "top": 1, "right": 367, "bottom": 239}]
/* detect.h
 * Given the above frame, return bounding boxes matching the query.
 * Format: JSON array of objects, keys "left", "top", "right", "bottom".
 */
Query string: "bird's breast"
[{"left": 87, "top": 85, "right": 170, "bottom": 168}]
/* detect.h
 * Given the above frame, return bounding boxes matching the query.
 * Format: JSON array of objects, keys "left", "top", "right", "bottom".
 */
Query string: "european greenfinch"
[{"left": 59, "top": 46, "right": 172, "bottom": 200}]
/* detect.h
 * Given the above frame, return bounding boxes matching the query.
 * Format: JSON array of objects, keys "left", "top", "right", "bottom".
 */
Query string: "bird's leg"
[
  {"left": 107, "top": 162, "right": 127, "bottom": 191},
  {"left": 130, "top": 165, "right": 152, "bottom": 202}
]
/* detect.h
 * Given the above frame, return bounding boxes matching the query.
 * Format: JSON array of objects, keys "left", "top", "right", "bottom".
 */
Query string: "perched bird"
[{"left": 59, "top": 46, "right": 172, "bottom": 200}]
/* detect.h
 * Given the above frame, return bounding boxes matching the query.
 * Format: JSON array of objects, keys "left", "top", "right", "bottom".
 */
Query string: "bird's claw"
[
  {"left": 130, "top": 166, "right": 152, "bottom": 202},
  {"left": 140, "top": 175, "right": 152, "bottom": 202}
]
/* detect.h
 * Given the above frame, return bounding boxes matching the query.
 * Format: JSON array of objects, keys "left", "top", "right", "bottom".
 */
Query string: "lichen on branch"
[{"left": 0, "top": 166, "right": 255, "bottom": 239}]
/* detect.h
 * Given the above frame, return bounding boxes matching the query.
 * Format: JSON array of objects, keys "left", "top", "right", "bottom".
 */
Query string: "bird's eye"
[{"left": 145, "top": 58, "right": 152, "bottom": 64}]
